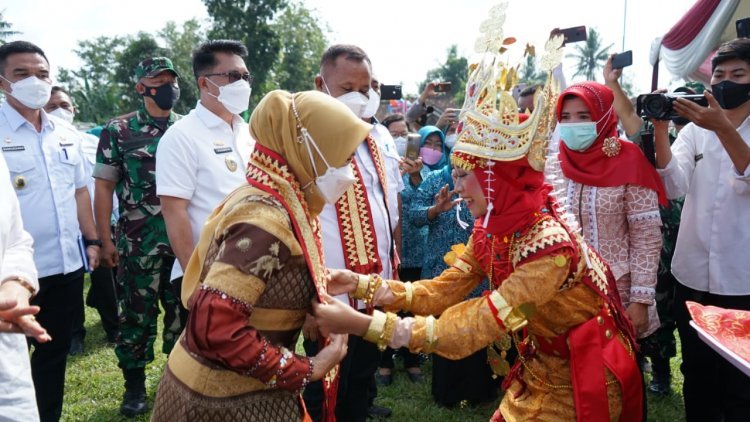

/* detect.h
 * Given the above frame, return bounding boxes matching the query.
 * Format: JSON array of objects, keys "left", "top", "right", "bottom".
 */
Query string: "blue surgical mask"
[
  {"left": 558, "top": 107, "right": 613, "bottom": 151},
  {"left": 559, "top": 122, "right": 597, "bottom": 151}
]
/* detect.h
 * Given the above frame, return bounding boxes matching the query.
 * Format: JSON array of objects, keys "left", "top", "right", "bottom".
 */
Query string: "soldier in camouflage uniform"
[{"left": 93, "top": 57, "right": 183, "bottom": 418}]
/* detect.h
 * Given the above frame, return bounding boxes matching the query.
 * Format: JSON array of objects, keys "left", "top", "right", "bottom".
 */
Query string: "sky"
[{"left": 4, "top": 0, "right": 698, "bottom": 96}]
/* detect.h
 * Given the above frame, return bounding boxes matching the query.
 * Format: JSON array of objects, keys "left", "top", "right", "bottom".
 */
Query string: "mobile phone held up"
[
  {"left": 405, "top": 134, "right": 421, "bottom": 160},
  {"left": 552, "top": 26, "right": 587, "bottom": 45},
  {"left": 433, "top": 82, "right": 452, "bottom": 93},
  {"left": 380, "top": 84, "right": 403, "bottom": 100},
  {"left": 611, "top": 50, "right": 633, "bottom": 69},
  {"left": 738, "top": 17, "right": 750, "bottom": 38}
]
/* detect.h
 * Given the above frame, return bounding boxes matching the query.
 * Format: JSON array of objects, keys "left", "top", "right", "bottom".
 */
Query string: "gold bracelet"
[
  {"left": 403, "top": 282, "right": 414, "bottom": 312},
  {"left": 365, "top": 274, "right": 383, "bottom": 304},
  {"left": 378, "top": 312, "right": 398, "bottom": 352},
  {"left": 352, "top": 274, "right": 370, "bottom": 299},
  {"left": 363, "top": 310, "right": 387, "bottom": 344},
  {"left": 424, "top": 315, "right": 438, "bottom": 353},
  {"left": 3, "top": 277, "right": 36, "bottom": 298}
]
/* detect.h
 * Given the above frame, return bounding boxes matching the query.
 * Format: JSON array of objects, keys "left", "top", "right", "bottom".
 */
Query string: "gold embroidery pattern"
[
  {"left": 249, "top": 241, "right": 284, "bottom": 279},
  {"left": 511, "top": 217, "right": 571, "bottom": 266},
  {"left": 334, "top": 136, "right": 390, "bottom": 274}
]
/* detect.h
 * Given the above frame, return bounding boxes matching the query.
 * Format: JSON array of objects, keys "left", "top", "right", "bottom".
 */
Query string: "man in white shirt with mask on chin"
[
  {"left": 156, "top": 40, "right": 255, "bottom": 317},
  {"left": 302, "top": 44, "right": 397, "bottom": 422}
]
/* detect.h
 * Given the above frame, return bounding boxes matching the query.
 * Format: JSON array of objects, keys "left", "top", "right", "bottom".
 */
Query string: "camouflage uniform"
[{"left": 93, "top": 58, "right": 183, "bottom": 370}]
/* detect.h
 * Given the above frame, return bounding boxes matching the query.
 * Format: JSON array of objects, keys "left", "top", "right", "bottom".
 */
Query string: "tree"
[
  {"left": 114, "top": 32, "right": 167, "bottom": 112},
  {"left": 0, "top": 9, "right": 19, "bottom": 44},
  {"left": 203, "top": 0, "right": 287, "bottom": 104},
  {"left": 159, "top": 19, "right": 205, "bottom": 115},
  {"left": 420, "top": 45, "right": 469, "bottom": 105},
  {"left": 264, "top": 2, "right": 328, "bottom": 94},
  {"left": 567, "top": 28, "right": 613, "bottom": 81},
  {"left": 519, "top": 55, "right": 546, "bottom": 86}
]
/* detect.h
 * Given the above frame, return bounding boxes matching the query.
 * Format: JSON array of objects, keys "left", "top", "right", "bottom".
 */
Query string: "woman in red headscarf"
[
  {"left": 312, "top": 105, "right": 645, "bottom": 420},
  {"left": 553, "top": 81, "right": 666, "bottom": 341}
]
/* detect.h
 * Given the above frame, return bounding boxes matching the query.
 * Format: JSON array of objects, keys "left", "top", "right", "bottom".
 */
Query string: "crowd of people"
[{"left": 1, "top": 7, "right": 750, "bottom": 422}]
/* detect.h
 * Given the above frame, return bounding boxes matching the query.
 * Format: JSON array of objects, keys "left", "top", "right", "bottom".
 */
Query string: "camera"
[{"left": 636, "top": 93, "right": 707, "bottom": 120}]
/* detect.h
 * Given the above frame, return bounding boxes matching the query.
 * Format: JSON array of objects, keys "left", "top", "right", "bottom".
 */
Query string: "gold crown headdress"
[{"left": 451, "top": 3, "right": 564, "bottom": 172}]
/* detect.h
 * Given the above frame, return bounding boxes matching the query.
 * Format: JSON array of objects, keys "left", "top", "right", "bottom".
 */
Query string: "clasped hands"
[{"left": 0, "top": 281, "right": 51, "bottom": 342}]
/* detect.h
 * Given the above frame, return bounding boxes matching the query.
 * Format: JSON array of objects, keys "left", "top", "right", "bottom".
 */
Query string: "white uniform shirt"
[
  {"left": 0, "top": 103, "right": 87, "bottom": 278},
  {"left": 657, "top": 118, "right": 750, "bottom": 295},
  {"left": 322, "top": 134, "right": 396, "bottom": 308},
  {"left": 156, "top": 102, "right": 254, "bottom": 280},
  {"left": 0, "top": 152, "right": 39, "bottom": 421},
  {"left": 371, "top": 123, "right": 405, "bottom": 230}
]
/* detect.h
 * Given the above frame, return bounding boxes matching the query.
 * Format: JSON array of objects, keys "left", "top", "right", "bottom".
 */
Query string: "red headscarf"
[{"left": 556, "top": 82, "right": 667, "bottom": 205}]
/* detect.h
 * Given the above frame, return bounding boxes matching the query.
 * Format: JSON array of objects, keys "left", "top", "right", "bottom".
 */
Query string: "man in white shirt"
[
  {"left": 0, "top": 152, "right": 51, "bottom": 422},
  {"left": 44, "top": 86, "right": 119, "bottom": 355},
  {"left": 0, "top": 40, "right": 99, "bottom": 422},
  {"left": 157, "top": 40, "right": 255, "bottom": 305},
  {"left": 302, "top": 44, "right": 398, "bottom": 421},
  {"left": 654, "top": 38, "right": 750, "bottom": 421}
]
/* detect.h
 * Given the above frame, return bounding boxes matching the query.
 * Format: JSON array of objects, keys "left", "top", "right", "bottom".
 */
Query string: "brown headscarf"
[{"left": 249, "top": 90, "right": 372, "bottom": 215}]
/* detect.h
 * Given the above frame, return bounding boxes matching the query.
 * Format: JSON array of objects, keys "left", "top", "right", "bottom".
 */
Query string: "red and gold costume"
[
  {"left": 151, "top": 91, "right": 371, "bottom": 421},
  {"left": 349, "top": 5, "right": 644, "bottom": 420}
]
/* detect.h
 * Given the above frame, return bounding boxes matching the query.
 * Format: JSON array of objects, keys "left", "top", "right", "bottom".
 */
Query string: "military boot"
[{"left": 120, "top": 368, "right": 148, "bottom": 417}]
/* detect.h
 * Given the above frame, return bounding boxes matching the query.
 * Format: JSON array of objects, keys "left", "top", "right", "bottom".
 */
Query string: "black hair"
[
  {"left": 51, "top": 86, "right": 69, "bottom": 96},
  {"left": 519, "top": 84, "right": 540, "bottom": 98},
  {"left": 382, "top": 113, "right": 409, "bottom": 130},
  {"left": 0, "top": 41, "right": 49, "bottom": 75},
  {"left": 712, "top": 38, "right": 750, "bottom": 72},
  {"left": 192, "top": 40, "right": 248, "bottom": 79},
  {"left": 319, "top": 44, "right": 371, "bottom": 70}
]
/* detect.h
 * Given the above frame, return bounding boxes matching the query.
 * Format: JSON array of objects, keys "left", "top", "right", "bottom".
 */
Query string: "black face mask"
[
  {"left": 142, "top": 82, "right": 180, "bottom": 110},
  {"left": 710, "top": 80, "right": 750, "bottom": 109}
]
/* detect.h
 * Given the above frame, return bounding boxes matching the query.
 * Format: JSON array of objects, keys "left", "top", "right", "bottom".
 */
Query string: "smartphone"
[
  {"left": 738, "top": 17, "right": 750, "bottom": 38},
  {"left": 434, "top": 82, "right": 452, "bottom": 93},
  {"left": 405, "top": 134, "right": 421, "bottom": 160},
  {"left": 380, "top": 84, "right": 403, "bottom": 100},
  {"left": 553, "top": 25, "right": 587, "bottom": 45},
  {"left": 611, "top": 50, "right": 633, "bottom": 69}
]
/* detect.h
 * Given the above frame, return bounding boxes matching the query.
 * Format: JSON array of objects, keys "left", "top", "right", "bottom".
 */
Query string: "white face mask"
[
  {"left": 445, "top": 133, "right": 458, "bottom": 149},
  {"left": 361, "top": 87, "right": 380, "bottom": 119},
  {"left": 49, "top": 107, "right": 74, "bottom": 124},
  {"left": 321, "top": 76, "right": 369, "bottom": 118},
  {"left": 300, "top": 126, "right": 357, "bottom": 203},
  {"left": 207, "top": 78, "right": 252, "bottom": 115},
  {"left": 393, "top": 136, "right": 407, "bottom": 156},
  {"left": 1, "top": 75, "right": 52, "bottom": 110}
]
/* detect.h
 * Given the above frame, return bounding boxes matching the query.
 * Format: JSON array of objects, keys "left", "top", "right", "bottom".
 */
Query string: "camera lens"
[{"left": 643, "top": 94, "right": 668, "bottom": 118}]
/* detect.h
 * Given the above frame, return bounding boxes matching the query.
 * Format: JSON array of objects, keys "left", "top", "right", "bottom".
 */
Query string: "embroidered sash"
[{"left": 334, "top": 136, "right": 393, "bottom": 276}]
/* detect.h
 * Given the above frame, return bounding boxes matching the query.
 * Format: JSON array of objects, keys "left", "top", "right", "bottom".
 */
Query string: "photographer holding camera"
[{"left": 615, "top": 39, "right": 750, "bottom": 421}]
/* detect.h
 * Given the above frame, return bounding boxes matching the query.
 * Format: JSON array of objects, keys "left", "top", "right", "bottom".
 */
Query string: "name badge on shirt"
[
  {"left": 214, "top": 147, "right": 233, "bottom": 154},
  {"left": 695, "top": 153, "right": 703, "bottom": 163},
  {"left": 59, "top": 142, "right": 74, "bottom": 147},
  {"left": 2, "top": 145, "right": 25, "bottom": 152}
]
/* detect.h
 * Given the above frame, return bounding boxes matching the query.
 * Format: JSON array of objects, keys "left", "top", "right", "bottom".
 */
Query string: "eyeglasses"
[{"left": 203, "top": 71, "right": 253, "bottom": 84}]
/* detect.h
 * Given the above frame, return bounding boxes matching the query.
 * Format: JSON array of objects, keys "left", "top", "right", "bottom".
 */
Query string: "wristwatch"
[{"left": 84, "top": 238, "right": 103, "bottom": 247}]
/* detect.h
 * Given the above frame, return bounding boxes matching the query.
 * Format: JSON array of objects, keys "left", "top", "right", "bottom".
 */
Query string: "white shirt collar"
[{"left": 1, "top": 101, "right": 54, "bottom": 133}]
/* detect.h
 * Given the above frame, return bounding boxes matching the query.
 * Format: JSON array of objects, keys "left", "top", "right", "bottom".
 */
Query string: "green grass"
[{"left": 61, "top": 282, "right": 686, "bottom": 421}]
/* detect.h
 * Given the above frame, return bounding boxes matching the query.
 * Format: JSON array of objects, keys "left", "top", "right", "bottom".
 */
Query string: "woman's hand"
[
  {"left": 400, "top": 158, "right": 424, "bottom": 183},
  {"left": 626, "top": 302, "right": 649, "bottom": 336},
  {"left": 312, "top": 293, "right": 370, "bottom": 338},
  {"left": 325, "top": 269, "right": 359, "bottom": 296},
  {"left": 436, "top": 108, "right": 460, "bottom": 128},
  {"left": 428, "top": 184, "right": 461, "bottom": 221},
  {"left": 310, "top": 333, "right": 348, "bottom": 381},
  {"left": 0, "top": 281, "right": 51, "bottom": 342}
]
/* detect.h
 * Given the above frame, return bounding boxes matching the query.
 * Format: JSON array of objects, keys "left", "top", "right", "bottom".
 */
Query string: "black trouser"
[
  {"left": 71, "top": 266, "right": 119, "bottom": 343},
  {"left": 675, "top": 282, "right": 750, "bottom": 422},
  {"left": 303, "top": 330, "right": 381, "bottom": 422},
  {"left": 170, "top": 276, "right": 189, "bottom": 328},
  {"left": 28, "top": 268, "right": 85, "bottom": 422}
]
